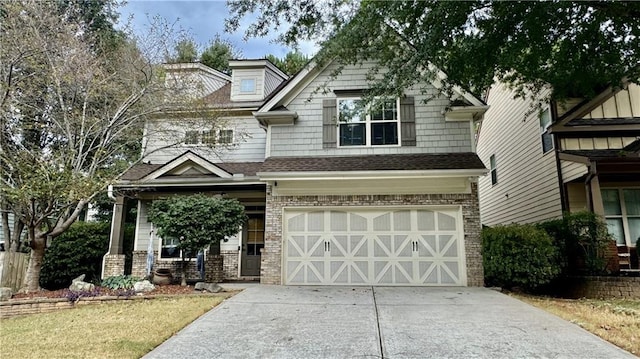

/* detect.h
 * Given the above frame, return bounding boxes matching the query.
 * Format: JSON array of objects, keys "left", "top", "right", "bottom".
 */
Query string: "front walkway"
[{"left": 144, "top": 286, "right": 634, "bottom": 358}]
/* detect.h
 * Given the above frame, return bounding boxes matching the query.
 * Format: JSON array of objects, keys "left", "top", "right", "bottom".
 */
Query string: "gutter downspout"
[{"left": 551, "top": 101, "right": 569, "bottom": 213}]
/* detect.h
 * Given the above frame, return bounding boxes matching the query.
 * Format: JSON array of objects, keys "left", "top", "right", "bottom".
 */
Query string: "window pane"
[
  {"left": 338, "top": 99, "right": 365, "bottom": 123},
  {"left": 491, "top": 169, "right": 498, "bottom": 185},
  {"left": 340, "top": 123, "right": 366, "bottom": 146},
  {"left": 184, "top": 131, "right": 199, "bottom": 145},
  {"left": 628, "top": 218, "right": 640, "bottom": 247},
  {"left": 602, "top": 189, "right": 621, "bottom": 215},
  {"left": 623, "top": 189, "right": 640, "bottom": 215},
  {"left": 539, "top": 109, "right": 551, "bottom": 128},
  {"left": 218, "top": 129, "right": 233, "bottom": 144},
  {"left": 371, "top": 122, "right": 398, "bottom": 145},
  {"left": 606, "top": 218, "right": 625, "bottom": 245},
  {"left": 371, "top": 100, "right": 397, "bottom": 121},
  {"left": 240, "top": 79, "right": 255, "bottom": 93},
  {"left": 541, "top": 132, "right": 553, "bottom": 153},
  {"left": 202, "top": 130, "right": 216, "bottom": 145}
]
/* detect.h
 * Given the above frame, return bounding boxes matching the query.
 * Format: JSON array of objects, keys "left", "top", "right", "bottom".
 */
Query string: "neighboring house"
[
  {"left": 477, "top": 81, "right": 640, "bottom": 269},
  {"left": 105, "top": 58, "right": 490, "bottom": 286}
]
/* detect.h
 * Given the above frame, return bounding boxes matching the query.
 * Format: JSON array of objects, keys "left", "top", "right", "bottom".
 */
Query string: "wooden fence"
[{"left": 0, "top": 251, "right": 29, "bottom": 292}]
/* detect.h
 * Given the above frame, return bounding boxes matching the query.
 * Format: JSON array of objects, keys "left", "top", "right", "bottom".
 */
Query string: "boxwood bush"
[
  {"left": 482, "top": 224, "right": 561, "bottom": 291},
  {"left": 39, "top": 222, "right": 111, "bottom": 290}
]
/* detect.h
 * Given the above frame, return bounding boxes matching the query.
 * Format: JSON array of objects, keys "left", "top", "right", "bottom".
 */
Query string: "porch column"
[
  {"left": 102, "top": 196, "right": 127, "bottom": 278},
  {"left": 587, "top": 162, "right": 605, "bottom": 216}
]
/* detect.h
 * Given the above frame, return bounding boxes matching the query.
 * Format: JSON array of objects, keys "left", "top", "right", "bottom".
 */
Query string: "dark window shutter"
[
  {"left": 400, "top": 96, "right": 416, "bottom": 146},
  {"left": 323, "top": 99, "right": 337, "bottom": 148}
]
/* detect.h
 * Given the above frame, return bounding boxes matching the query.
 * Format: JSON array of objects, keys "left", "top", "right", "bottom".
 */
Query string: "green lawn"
[{"left": 1, "top": 296, "right": 225, "bottom": 359}]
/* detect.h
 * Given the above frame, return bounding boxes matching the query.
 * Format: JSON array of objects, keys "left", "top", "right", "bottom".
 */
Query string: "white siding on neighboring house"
[
  {"left": 582, "top": 83, "right": 640, "bottom": 119},
  {"left": 269, "top": 61, "right": 473, "bottom": 157},
  {"left": 476, "top": 83, "right": 562, "bottom": 226},
  {"left": 142, "top": 116, "right": 266, "bottom": 164},
  {"left": 231, "top": 68, "right": 266, "bottom": 101}
]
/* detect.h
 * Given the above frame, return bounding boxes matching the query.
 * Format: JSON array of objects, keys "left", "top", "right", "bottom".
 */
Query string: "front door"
[{"left": 241, "top": 214, "right": 264, "bottom": 276}]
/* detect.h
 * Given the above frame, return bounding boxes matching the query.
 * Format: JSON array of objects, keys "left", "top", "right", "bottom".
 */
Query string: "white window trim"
[
  {"left": 336, "top": 97, "right": 402, "bottom": 148},
  {"left": 539, "top": 107, "right": 554, "bottom": 154},
  {"left": 602, "top": 187, "right": 640, "bottom": 247}
]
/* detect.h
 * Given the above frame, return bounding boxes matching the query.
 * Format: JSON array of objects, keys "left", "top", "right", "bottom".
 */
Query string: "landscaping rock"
[
  {"left": 0, "top": 287, "right": 12, "bottom": 301},
  {"left": 69, "top": 274, "right": 95, "bottom": 292},
  {"left": 194, "top": 282, "right": 222, "bottom": 293},
  {"left": 133, "top": 280, "right": 155, "bottom": 293}
]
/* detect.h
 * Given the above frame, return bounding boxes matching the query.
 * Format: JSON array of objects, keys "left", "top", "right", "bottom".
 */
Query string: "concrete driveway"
[{"left": 144, "top": 286, "right": 633, "bottom": 358}]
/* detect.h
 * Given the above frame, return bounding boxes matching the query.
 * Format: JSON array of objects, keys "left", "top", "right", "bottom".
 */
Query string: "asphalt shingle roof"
[{"left": 259, "top": 153, "right": 486, "bottom": 173}]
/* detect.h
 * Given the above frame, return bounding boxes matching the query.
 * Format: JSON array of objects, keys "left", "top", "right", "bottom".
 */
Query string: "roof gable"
[
  {"left": 258, "top": 59, "right": 486, "bottom": 113},
  {"left": 140, "top": 151, "right": 231, "bottom": 181}
]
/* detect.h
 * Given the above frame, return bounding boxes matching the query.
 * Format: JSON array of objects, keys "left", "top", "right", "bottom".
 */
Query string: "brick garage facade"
[{"left": 261, "top": 182, "right": 484, "bottom": 286}]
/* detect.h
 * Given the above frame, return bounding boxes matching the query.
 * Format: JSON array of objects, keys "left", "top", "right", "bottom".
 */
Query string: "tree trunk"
[
  {"left": 23, "top": 233, "right": 46, "bottom": 292},
  {"left": 180, "top": 256, "right": 187, "bottom": 286}
]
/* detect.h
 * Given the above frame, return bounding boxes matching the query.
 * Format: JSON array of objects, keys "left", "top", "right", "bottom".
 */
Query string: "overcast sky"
[{"left": 118, "top": 0, "right": 317, "bottom": 59}]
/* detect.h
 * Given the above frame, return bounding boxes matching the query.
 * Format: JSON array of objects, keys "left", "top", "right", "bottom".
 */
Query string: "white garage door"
[{"left": 283, "top": 207, "right": 466, "bottom": 286}]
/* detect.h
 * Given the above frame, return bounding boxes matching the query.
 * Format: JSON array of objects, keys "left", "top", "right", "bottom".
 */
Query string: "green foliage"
[
  {"left": 200, "top": 36, "right": 240, "bottom": 73},
  {"left": 40, "top": 222, "right": 110, "bottom": 290},
  {"left": 172, "top": 39, "right": 198, "bottom": 63},
  {"left": 482, "top": 224, "right": 561, "bottom": 291},
  {"left": 537, "top": 211, "right": 612, "bottom": 276},
  {"left": 266, "top": 51, "right": 308, "bottom": 75},
  {"left": 148, "top": 194, "right": 246, "bottom": 257},
  {"left": 101, "top": 275, "right": 140, "bottom": 290},
  {"left": 227, "top": 1, "right": 640, "bottom": 101}
]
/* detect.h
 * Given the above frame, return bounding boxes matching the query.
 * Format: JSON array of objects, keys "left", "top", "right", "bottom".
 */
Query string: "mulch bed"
[{"left": 12, "top": 284, "right": 198, "bottom": 300}]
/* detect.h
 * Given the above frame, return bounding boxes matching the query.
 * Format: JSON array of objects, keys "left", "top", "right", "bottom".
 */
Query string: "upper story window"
[
  {"left": 539, "top": 108, "right": 553, "bottom": 153},
  {"left": 490, "top": 154, "right": 498, "bottom": 185},
  {"left": 184, "top": 129, "right": 234, "bottom": 146},
  {"left": 240, "top": 78, "right": 256, "bottom": 93},
  {"left": 337, "top": 98, "right": 399, "bottom": 147}
]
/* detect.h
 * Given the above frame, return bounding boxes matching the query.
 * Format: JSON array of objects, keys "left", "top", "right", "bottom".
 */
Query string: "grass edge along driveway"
[
  {"left": 0, "top": 296, "right": 225, "bottom": 359},
  {"left": 515, "top": 294, "right": 640, "bottom": 356}
]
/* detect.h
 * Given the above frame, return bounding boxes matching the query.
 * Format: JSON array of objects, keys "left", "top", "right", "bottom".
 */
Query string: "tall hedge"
[
  {"left": 39, "top": 222, "right": 111, "bottom": 290},
  {"left": 482, "top": 224, "right": 561, "bottom": 291}
]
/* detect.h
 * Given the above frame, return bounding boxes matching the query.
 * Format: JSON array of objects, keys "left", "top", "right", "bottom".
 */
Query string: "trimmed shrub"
[
  {"left": 482, "top": 224, "right": 561, "bottom": 290},
  {"left": 40, "top": 222, "right": 110, "bottom": 290},
  {"left": 537, "top": 211, "right": 612, "bottom": 275}
]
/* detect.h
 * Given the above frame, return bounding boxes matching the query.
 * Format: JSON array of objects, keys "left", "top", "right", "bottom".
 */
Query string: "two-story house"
[
  {"left": 476, "top": 81, "right": 640, "bottom": 270},
  {"left": 104, "top": 58, "right": 490, "bottom": 286}
]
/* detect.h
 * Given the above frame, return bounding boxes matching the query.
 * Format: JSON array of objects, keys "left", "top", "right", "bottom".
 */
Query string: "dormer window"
[{"left": 240, "top": 79, "right": 256, "bottom": 93}]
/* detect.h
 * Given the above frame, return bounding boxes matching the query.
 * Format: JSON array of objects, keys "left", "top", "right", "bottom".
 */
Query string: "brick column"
[
  {"left": 205, "top": 255, "right": 224, "bottom": 283},
  {"left": 101, "top": 196, "right": 128, "bottom": 279},
  {"left": 102, "top": 254, "right": 125, "bottom": 278}
]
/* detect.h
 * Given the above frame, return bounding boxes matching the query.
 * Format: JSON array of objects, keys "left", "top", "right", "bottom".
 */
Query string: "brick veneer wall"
[
  {"left": 130, "top": 250, "right": 224, "bottom": 283},
  {"left": 261, "top": 182, "right": 484, "bottom": 286},
  {"left": 561, "top": 276, "right": 640, "bottom": 299},
  {"left": 102, "top": 254, "right": 125, "bottom": 278},
  {"left": 221, "top": 249, "right": 239, "bottom": 279}
]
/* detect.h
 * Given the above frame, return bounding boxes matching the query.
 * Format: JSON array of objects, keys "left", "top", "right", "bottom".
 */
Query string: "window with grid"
[
  {"left": 490, "top": 155, "right": 498, "bottom": 185},
  {"left": 246, "top": 216, "right": 264, "bottom": 256},
  {"left": 602, "top": 188, "right": 640, "bottom": 247},
  {"left": 539, "top": 108, "right": 553, "bottom": 153},
  {"left": 338, "top": 98, "right": 399, "bottom": 147}
]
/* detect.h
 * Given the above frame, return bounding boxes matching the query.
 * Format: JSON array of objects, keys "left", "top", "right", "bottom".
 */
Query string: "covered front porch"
[
  {"left": 102, "top": 152, "right": 266, "bottom": 282},
  {"left": 560, "top": 150, "right": 640, "bottom": 272}
]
